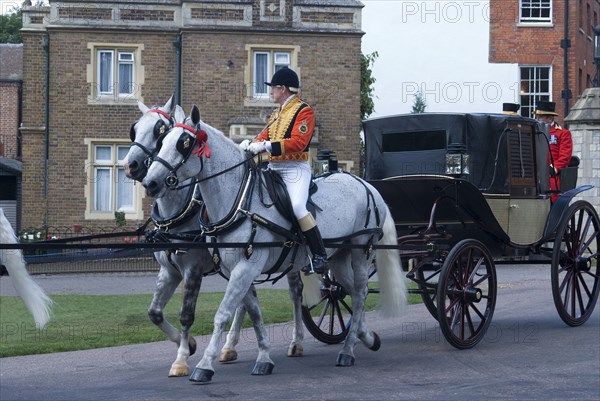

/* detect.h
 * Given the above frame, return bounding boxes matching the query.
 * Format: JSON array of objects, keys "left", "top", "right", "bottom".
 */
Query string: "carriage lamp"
[
  {"left": 445, "top": 143, "right": 470, "bottom": 176},
  {"left": 313, "top": 149, "right": 338, "bottom": 175},
  {"left": 594, "top": 24, "right": 600, "bottom": 87}
]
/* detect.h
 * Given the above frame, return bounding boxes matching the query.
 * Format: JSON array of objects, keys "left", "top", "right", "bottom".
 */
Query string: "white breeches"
[{"left": 268, "top": 161, "right": 312, "bottom": 220}]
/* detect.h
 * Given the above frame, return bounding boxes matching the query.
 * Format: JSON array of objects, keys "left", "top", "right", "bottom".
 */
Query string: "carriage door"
[{"left": 505, "top": 122, "right": 550, "bottom": 245}]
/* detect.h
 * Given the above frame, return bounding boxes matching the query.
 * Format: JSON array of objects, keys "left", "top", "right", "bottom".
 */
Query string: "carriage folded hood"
[{"left": 362, "top": 112, "right": 548, "bottom": 195}]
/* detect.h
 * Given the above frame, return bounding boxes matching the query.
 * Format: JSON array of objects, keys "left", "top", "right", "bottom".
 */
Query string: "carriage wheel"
[
  {"left": 551, "top": 200, "right": 600, "bottom": 327},
  {"left": 301, "top": 265, "right": 377, "bottom": 344},
  {"left": 301, "top": 270, "right": 351, "bottom": 344},
  {"left": 416, "top": 262, "right": 441, "bottom": 321},
  {"left": 437, "top": 239, "right": 497, "bottom": 349}
]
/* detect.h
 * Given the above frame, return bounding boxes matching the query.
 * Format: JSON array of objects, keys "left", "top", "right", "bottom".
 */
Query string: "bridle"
[
  {"left": 129, "top": 108, "right": 174, "bottom": 168},
  {"left": 152, "top": 122, "right": 210, "bottom": 189}
]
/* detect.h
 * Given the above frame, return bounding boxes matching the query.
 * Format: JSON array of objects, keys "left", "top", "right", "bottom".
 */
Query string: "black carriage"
[{"left": 303, "top": 112, "right": 599, "bottom": 349}]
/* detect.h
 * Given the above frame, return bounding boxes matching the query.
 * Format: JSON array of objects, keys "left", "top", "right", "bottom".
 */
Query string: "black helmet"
[{"left": 265, "top": 67, "right": 299, "bottom": 92}]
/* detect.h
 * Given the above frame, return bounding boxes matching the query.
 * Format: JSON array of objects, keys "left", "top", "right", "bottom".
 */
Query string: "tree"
[
  {"left": 411, "top": 90, "right": 427, "bottom": 113},
  {"left": 359, "top": 51, "right": 378, "bottom": 176},
  {"left": 0, "top": 8, "right": 22, "bottom": 44},
  {"left": 360, "top": 51, "right": 378, "bottom": 120}
]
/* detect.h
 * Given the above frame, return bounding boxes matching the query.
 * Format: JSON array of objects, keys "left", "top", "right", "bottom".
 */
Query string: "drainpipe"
[
  {"left": 173, "top": 33, "right": 182, "bottom": 105},
  {"left": 561, "top": 0, "right": 572, "bottom": 118},
  {"left": 42, "top": 33, "right": 50, "bottom": 224}
]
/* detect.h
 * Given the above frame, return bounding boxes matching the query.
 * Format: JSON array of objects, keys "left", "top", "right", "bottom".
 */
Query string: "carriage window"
[
  {"left": 88, "top": 43, "right": 143, "bottom": 104},
  {"left": 382, "top": 130, "right": 447, "bottom": 152},
  {"left": 520, "top": 0, "right": 552, "bottom": 23},
  {"left": 91, "top": 144, "right": 135, "bottom": 213},
  {"left": 519, "top": 66, "right": 552, "bottom": 117},
  {"left": 245, "top": 44, "right": 298, "bottom": 106}
]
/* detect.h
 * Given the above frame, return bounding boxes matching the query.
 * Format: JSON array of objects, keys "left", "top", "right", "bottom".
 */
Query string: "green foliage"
[
  {"left": 0, "top": 9, "right": 22, "bottom": 44},
  {"left": 114, "top": 211, "right": 126, "bottom": 227},
  {"left": 411, "top": 90, "right": 427, "bottom": 113},
  {"left": 360, "top": 51, "right": 378, "bottom": 120}
]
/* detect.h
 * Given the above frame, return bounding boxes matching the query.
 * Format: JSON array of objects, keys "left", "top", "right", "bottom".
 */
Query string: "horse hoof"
[
  {"left": 189, "top": 336, "right": 197, "bottom": 357},
  {"left": 251, "top": 362, "right": 274, "bottom": 375},
  {"left": 335, "top": 354, "right": 355, "bottom": 367},
  {"left": 287, "top": 344, "right": 304, "bottom": 357},
  {"left": 219, "top": 349, "right": 238, "bottom": 363},
  {"left": 189, "top": 368, "right": 214, "bottom": 383},
  {"left": 369, "top": 332, "right": 381, "bottom": 351},
  {"left": 169, "top": 364, "right": 189, "bottom": 377}
]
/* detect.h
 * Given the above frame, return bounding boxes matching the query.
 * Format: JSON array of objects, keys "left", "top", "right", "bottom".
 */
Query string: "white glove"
[
  {"left": 239, "top": 139, "right": 251, "bottom": 151},
  {"left": 247, "top": 142, "right": 267, "bottom": 155}
]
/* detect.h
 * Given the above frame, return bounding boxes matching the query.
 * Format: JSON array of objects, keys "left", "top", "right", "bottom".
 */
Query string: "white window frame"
[
  {"left": 519, "top": 65, "right": 552, "bottom": 118},
  {"left": 87, "top": 43, "right": 145, "bottom": 105},
  {"left": 84, "top": 139, "right": 144, "bottom": 221},
  {"left": 519, "top": 0, "right": 552, "bottom": 24},
  {"left": 244, "top": 44, "right": 299, "bottom": 107}
]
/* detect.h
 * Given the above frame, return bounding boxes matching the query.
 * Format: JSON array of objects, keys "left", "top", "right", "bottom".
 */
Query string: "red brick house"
[
  {"left": 20, "top": 0, "right": 364, "bottom": 230},
  {"left": 489, "top": 0, "right": 600, "bottom": 119}
]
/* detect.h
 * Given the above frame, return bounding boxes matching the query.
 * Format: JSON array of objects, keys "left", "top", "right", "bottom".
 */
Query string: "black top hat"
[
  {"left": 265, "top": 67, "right": 299, "bottom": 92},
  {"left": 534, "top": 101, "right": 558, "bottom": 116},
  {"left": 502, "top": 103, "right": 520, "bottom": 114}
]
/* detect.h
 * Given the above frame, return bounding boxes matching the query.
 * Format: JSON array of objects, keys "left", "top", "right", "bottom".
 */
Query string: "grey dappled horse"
[
  {"left": 124, "top": 98, "right": 306, "bottom": 377},
  {"left": 142, "top": 104, "right": 407, "bottom": 383}
]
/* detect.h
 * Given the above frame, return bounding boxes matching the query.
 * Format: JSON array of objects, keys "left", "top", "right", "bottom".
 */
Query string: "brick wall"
[
  {"left": 180, "top": 32, "right": 361, "bottom": 167},
  {"left": 0, "top": 82, "right": 20, "bottom": 158}
]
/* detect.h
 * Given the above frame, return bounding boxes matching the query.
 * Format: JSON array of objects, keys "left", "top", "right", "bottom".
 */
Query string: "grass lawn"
[{"left": 1, "top": 285, "right": 420, "bottom": 358}]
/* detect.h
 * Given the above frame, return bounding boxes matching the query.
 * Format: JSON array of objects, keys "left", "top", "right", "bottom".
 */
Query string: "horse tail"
[
  {"left": 375, "top": 205, "right": 407, "bottom": 318},
  {"left": 0, "top": 209, "right": 53, "bottom": 329}
]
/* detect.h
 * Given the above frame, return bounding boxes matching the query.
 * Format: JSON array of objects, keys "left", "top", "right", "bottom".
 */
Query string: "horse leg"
[
  {"left": 219, "top": 301, "right": 247, "bottom": 363},
  {"left": 333, "top": 252, "right": 371, "bottom": 367},
  {"left": 286, "top": 272, "right": 304, "bottom": 357},
  {"left": 190, "top": 264, "right": 263, "bottom": 384},
  {"left": 169, "top": 263, "right": 203, "bottom": 377},
  {"left": 147, "top": 262, "right": 184, "bottom": 376}
]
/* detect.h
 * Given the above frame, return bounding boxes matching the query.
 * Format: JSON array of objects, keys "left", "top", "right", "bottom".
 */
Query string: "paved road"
[{"left": 0, "top": 264, "right": 599, "bottom": 401}]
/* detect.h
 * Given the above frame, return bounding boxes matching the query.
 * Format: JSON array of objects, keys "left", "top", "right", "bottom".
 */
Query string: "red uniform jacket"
[{"left": 547, "top": 122, "right": 573, "bottom": 201}]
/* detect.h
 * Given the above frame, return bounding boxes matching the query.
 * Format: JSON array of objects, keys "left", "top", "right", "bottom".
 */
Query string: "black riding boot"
[{"left": 301, "top": 226, "right": 328, "bottom": 274}]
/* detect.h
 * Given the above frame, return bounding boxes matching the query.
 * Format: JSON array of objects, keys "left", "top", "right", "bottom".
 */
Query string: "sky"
[{"left": 361, "top": 0, "right": 519, "bottom": 118}]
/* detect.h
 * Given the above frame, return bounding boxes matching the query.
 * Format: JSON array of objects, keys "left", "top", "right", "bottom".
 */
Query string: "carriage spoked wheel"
[
  {"left": 301, "top": 264, "right": 377, "bottom": 344},
  {"left": 551, "top": 200, "right": 600, "bottom": 327},
  {"left": 437, "top": 239, "right": 497, "bottom": 349},
  {"left": 415, "top": 262, "right": 441, "bottom": 321}
]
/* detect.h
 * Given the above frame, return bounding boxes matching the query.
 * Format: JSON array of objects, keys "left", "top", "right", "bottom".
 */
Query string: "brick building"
[
  {"left": 489, "top": 0, "right": 600, "bottom": 120},
  {"left": 0, "top": 44, "right": 23, "bottom": 229},
  {"left": 20, "top": 0, "right": 363, "bottom": 230}
]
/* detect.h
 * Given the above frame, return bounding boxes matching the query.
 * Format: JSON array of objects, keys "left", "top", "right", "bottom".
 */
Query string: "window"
[
  {"left": 85, "top": 140, "right": 143, "bottom": 220},
  {"left": 88, "top": 43, "right": 144, "bottom": 104},
  {"left": 245, "top": 44, "right": 299, "bottom": 106},
  {"left": 519, "top": 0, "right": 552, "bottom": 23},
  {"left": 519, "top": 66, "right": 552, "bottom": 117},
  {"left": 97, "top": 50, "right": 135, "bottom": 96},
  {"left": 253, "top": 50, "right": 291, "bottom": 98}
]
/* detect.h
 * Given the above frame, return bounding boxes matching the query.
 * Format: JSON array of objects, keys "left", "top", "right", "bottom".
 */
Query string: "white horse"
[
  {"left": 142, "top": 105, "right": 406, "bottom": 383},
  {"left": 0, "top": 208, "right": 53, "bottom": 329},
  {"left": 124, "top": 98, "right": 307, "bottom": 377}
]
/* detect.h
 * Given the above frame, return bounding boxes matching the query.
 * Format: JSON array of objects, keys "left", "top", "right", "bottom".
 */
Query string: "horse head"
[
  {"left": 142, "top": 104, "right": 207, "bottom": 198},
  {"left": 142, "top": 104, "right": 247, "bottom": 201},
  {"left": 124, "top": 96, "right": 181, "bottom": 181}
]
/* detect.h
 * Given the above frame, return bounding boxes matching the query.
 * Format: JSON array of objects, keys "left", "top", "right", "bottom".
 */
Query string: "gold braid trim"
[{"left": 268, "top": 96, "right": 304, "bottom": 142}]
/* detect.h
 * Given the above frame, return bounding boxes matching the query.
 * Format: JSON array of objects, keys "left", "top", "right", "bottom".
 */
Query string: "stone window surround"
[
  {"left": 86, "top": 42, "right": 145, "bottom": 105},
  {"left": 243, "top": 43, "right": 300, "bottom": 108},
  {"left": 83, "top": 138, "right": 145, "bottom": 221}
]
